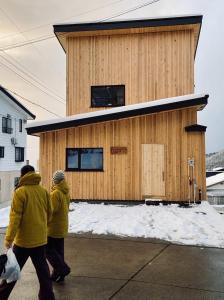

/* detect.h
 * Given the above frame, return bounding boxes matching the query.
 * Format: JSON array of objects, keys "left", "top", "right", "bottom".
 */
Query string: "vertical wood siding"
[
  {"left": 67, "top": 29, "right": 194, "bottom": 115},
  {"left": 39, "top": 108, "right": 205, "bottom": 201}
]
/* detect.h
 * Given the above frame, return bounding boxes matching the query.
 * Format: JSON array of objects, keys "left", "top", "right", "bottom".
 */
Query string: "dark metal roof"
[
  {"left": 54, "top": 15, "right": 202, "bottom": 33},
  {"left": 0, "top": 86, "right": 36, "bottom": 120},
  {"left": 26, "top": 94, "right": 208, "bottom": 135},
  {"left": 185, "top": 124, "right": 207, "bottom": 132},
  {"left": 54, "top": 15, "right": 203, "bottom": 56},
  {"left": 206, "top": 171, "right": 223, "bottom": 178}
]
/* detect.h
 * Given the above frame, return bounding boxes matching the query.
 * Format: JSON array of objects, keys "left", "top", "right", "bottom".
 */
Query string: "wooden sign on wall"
[{"left": 111, "top": 147, "right": 127, "bottom": 154}]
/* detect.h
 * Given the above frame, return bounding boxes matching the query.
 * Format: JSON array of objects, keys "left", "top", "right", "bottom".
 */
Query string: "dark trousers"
[
  {"left": 46, "top": 237, "right": 70, "bottom": 275},
  {"left": 0, "top": 244, "right": 55, "bottom": 300}
]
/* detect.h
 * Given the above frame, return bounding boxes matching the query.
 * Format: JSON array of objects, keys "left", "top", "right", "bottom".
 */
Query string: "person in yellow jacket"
[
  {"left": 0, "top": 165, "right": 55, "bottom": 300},
  {"left": 46, "top": 170, "right": 71, "bottom": 283}
]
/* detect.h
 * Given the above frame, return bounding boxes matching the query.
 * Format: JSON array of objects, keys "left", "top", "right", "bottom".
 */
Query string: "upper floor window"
[
  {"left": 15, "top": 147, "right": 24, "bottom": 162},
  {"left": 66, "top": 148, "right": 103, "bottom": 171},
  {"left": 19, "top": 119, "right": 23, "bottom": 132},
  {"left": 2, "top": 116, "right": 13, "bottom": 134},
  {"left": 0, "top": 146, "right": 4, "bottom": 158},
  {"left": 91, "top": 85, "right": 125, "bottom": 107}
]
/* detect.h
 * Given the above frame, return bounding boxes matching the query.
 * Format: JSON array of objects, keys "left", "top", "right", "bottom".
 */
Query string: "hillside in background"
[{"left": 206, "top": 149, "right": 224, "bottom": 170}]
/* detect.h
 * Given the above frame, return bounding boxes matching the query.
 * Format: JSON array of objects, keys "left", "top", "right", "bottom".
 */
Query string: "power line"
[
  {"left": 0, "top": 0, "right": 126, "bottom": 42},
  {"left": 99, "top": 0, "right": 160, "bottom": 22},
  {"left": 1, "top": 52, "right": 65, "bottom": 102},
  {"left": 0, "top": 0, "right": 160, "bottom": 52},
  {"left": 0, "top": 34, "right": 56, "bottom": 51},
  {"left": 0, "top": 59, "right": 66, "bottom": 105},
  {"left": 0, "top": 6, "right": 66, "bottom": 105},
  {"left": 4, "top": 87, "right": 62, "bottom": 117},
  {"left": 0, "top": 0, "right": 160, "bottom": 120}
]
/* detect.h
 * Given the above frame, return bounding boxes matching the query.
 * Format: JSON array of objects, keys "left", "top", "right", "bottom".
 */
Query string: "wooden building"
[{"left": 27, "top": 15, "right": 209, "bottom": 202}]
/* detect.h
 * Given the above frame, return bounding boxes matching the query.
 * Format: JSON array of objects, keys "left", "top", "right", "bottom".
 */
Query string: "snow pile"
[
  {"left": 68, "top": 201, "right": 224, "bottom": 248},
  {"left": 0, "top": 206, "right": 10, "bottom": 228},
  {"left": 206, "top": 172, "right": 224, "bottom": 187},
  {"left": 1, "top": 201, "right": 224, "bottom": 248}
]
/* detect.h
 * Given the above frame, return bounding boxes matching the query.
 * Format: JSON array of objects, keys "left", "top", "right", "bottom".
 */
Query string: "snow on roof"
[
  {"left": 206, "top": 172, "right": 224, "bottom": 187},
  {"left": 26, "top": 93, "right": 208, "bottom": 133},
  {"left": 213, "top": 167, "right": 224, "bottom": 171}
]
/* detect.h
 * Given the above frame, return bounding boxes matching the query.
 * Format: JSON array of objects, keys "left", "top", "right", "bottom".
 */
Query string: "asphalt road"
[{"left": 0, "top": 232, "right": 224, "bottom": 300}]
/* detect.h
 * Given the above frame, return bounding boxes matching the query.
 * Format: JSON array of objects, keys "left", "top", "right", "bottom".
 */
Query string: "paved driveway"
[{"left": 0, "top": 232, "right": 224, "bottom": 299}]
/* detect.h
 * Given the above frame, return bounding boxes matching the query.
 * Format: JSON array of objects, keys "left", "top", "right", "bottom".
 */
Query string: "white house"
[
  {"left": 0, "top": 85, "right": 35, "bottom": 204},
  {"left": 206, "top": 172, "right": 224, "bottom": 205}
]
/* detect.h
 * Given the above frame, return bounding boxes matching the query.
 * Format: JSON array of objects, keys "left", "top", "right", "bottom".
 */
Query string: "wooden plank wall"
[
  {"left": 67, "top": 29, "right": 194, "bottom": 115},
  {"left": 58, "top": 23, "right": 200, "bottom": 49},
  {"left": 39, "top": 107, "right": 206, "bottom": 201}
]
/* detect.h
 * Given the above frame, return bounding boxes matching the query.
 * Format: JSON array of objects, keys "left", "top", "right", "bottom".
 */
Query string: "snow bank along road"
[{"left": 0, "top": 201, "right": 223, "bottom": 248}]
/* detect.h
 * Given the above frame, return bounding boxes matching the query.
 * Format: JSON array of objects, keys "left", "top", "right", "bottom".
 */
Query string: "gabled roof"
[
  {"left": 0, "top": 86, "right": 35, "bottom": 120},
  {"left": 54, "top": 15, "right": 202, "bottom": 55},
  {"left": 26, "top": 93, "right": 208, "bottom": 136},
  {"left": 207, "top": 172, "right": 224, "bottom": 188}
]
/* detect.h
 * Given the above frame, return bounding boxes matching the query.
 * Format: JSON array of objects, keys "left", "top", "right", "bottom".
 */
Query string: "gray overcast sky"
[{"left": 0, "top": 0, "right": 223, "bottom": 167}]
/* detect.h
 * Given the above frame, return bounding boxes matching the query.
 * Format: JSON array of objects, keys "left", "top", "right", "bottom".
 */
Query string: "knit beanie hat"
[{"left": 52, "top": 170, "right": 65, "bottom": 184}]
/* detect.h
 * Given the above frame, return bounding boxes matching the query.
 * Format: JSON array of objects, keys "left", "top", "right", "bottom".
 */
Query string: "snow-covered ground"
[
  {"left": 0, "top": 206, "right": 11, "bottom": 228},
  {"left": 1, "top": 201, "right": 224, "bottom": 248}
]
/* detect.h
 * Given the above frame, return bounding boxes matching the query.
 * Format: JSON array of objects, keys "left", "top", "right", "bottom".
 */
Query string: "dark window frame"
[
  {"left": 2, "top": 117, "right": 13, "bottom": 134},
  {"left": 66, "top": 148, "right": 104, "bottom": 172},
  {"left": 0, "top": 146, "right": 4, "bottom": 158},
  {"left": 91, "top": 85, "right": 125, "bottom": 108},
  {"left": 19, "top": 119, "right": 23, "bottom": 132},
  {"left": 15, "top": 147, "right": 24, "bottom": 162}
]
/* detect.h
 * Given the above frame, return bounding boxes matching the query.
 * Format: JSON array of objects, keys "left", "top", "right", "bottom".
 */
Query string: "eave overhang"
[
  {"left": 26, "top": 94, "right": 208, "bottom": 136},
  {"left": 53, "top": 15, "right": 202, "bottom": 57},
  {"left": 0, "top": 86, "right": 36, "bottom": 120}
]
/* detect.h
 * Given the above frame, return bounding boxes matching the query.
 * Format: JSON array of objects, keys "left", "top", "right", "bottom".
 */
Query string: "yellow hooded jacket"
[
  {"left": 5, "top": 172, "right": 52, "bottom": 248},
  {"left": 48, "top": 180, "right": 70, "bottom": 238}
]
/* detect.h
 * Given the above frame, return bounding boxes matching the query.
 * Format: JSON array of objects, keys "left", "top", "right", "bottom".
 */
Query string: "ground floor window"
[
  {"left": 15, "top": 147, "right": 24, "bottom": 162},
  {"left": 66, "top": 148, "right": 103, "bottom": 171},
  {"left": 0, "top": 146, "right": 4, "bottom": 158}
]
